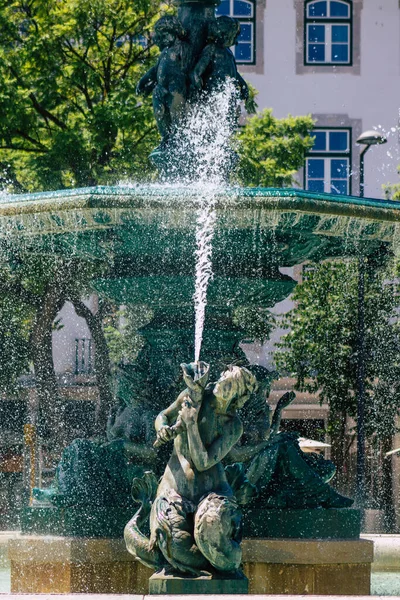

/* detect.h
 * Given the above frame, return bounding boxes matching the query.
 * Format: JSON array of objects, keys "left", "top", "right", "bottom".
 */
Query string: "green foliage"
[
  {"left": 383, "top": 182, "right": 400, "bottom": 201},
  {"left": 0, "top": 292, "right": 31, "bottom": 394},
  {"left": 275, "top": 258, "right": 400, "bottom": 440},
  {"left": 236, "top": 110, "right": 315, "bottom": 187},
  {"left": 233, "top": 305, "right": 276, "bottom": 343},
  {"left": 0, "top": 250, "right": 107, "bottom": 389},
  {"left": 103, "top": 304, "right": 153, "bottom": 368},
  {"left": 0, "top": 0, "right": 166, "bottom": 192}
]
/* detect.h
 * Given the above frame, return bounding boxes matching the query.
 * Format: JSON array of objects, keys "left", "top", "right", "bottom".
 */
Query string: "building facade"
[{"left": 223, "top": 0, "right": 400, "bottom": 199}]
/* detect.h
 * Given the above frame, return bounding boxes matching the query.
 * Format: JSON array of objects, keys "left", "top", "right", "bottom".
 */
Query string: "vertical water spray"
[
  {"left": 193, "top": 195, "right": 216, "bottom": 362},
  {"left": 171, "top": 80, "right": 239, "bottom": 361}
]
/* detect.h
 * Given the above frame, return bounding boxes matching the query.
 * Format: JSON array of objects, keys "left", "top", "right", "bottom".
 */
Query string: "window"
[
  {"left": 216, "top": 0, "right": 255, "bottom": 64},
  {"left": 305, "top": 0, "right": 352, "bottom": 65},
  {"left": 305, "top": 128, "right": 351, "bottom": 195},
  {"left": 75, "top": 338, "right": 93, "bottom": 375}
]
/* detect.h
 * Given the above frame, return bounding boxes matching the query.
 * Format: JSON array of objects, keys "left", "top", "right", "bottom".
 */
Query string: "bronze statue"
[
  {"left": 229, "top": 366, "right": 353, "bottom": 509},
  {"left": 124, "top": 362, "right": 257, "bottom": 575},
  {"left": 136, "top": 3, "right": 251, "bottom": 175},
  {"left": 137, "top": 16, "right": 190, "bottom": 148},
  {"left": 124, "top": 362, "right": 353, "bottom": 579},
  {"left": 191, "top": 16, "right": 250, "bottom": 112}
]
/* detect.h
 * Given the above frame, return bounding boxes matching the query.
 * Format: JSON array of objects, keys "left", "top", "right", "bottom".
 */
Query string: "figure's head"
[
  {"left": 209, "top": 16, "right": 241, "bottom": 47},
  {"left": 153, "top": 15, "right": 186, "bottom": 50},
  {"left": 213, "top": 366, "right": 258, "bottom": 414}
]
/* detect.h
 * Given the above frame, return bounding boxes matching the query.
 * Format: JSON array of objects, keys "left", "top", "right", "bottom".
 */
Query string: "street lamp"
[
  {"left": 356, "top": 130, "right": 387, "bottom": 198},
  {"left": 354, "top": 130, "right": 387, "bottom": 509}
]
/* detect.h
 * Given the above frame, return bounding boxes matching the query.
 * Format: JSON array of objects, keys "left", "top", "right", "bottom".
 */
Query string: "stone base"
[
  {"left": 8, "top": 534, "right": 373, "bottom": 596},
  {"left": 242, "top": 538, "right": 374, "bottom": 595},
  {"left": 8, "top": 536, "right": 151, "bottom": 594},
  {"left": 149, "top": 569, "right": 248, "bottom": 595}
]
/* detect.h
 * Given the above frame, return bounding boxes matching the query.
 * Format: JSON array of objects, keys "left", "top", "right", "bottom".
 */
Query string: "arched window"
[
  {"left": 216, "top": 0, "right": 255, "bottom": 64},
  {"left": 305, "top": 0, "right": 352, "bottom": 65}
]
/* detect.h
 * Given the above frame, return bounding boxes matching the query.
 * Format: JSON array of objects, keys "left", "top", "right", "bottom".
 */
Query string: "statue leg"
[
  {"left": 153, "top": 85, "right": 172, "bottom": 142},
  {"left": 150, "top": 490, "right": 210, "bottom": 576},
  {"left": 194, "top": 493, "right": 242, "bottom": 572},
  {"left": 169, "top": 91, "right": 186, "bottom": 124}
]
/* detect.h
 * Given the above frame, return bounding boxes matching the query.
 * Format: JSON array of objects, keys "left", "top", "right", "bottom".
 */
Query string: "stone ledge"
[
  {"left": 149, "top": 572, "right": 248, "bottom": 595},
  {"left": 0, "top": 595, "right": 384, "bottom": 599},
  {"left": 8, "top": 537, "right": 135, "bottom": 564},
  {"left": 242, "top": 538, "right": 374, "bottom": 565}
]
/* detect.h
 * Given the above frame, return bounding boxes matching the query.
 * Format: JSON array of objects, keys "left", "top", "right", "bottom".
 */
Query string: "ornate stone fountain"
[{"left": 4, "top": 0, "right": 398, "bottom": 594}]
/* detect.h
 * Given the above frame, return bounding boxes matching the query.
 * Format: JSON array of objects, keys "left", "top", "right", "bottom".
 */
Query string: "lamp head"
[{"left": 356, "top": 130, "right": 387, "bottom": 147}]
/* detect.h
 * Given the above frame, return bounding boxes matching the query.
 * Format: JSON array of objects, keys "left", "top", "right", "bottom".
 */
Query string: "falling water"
[{"left": 169, "top": 80, "right": 239, "bottom": 362}]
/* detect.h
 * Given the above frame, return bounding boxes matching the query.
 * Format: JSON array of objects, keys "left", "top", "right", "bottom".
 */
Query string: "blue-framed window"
[
  {"left": 216, "top": 0, "right": 255, "bottom": 64},
  {"left": 305, "top": 128, "right": 351, "bottom": 195},
  {"left": 305, "top": 0, "right": 352, "bottom": 65}
]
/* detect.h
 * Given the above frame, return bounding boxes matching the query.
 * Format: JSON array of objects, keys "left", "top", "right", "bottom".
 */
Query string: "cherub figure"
[
  {"left": 136, "top": 15, "right": 189, "bottom": 145},
  {"left": 190, "top": 16, "right": 251, "bottom": 112}
]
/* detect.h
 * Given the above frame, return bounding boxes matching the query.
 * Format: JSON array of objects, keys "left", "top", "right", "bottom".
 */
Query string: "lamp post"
[
  {"left": 356, "top": 130, "right": 387, "bottom": 199},
  {"left": 354, "top": 130, "right": 387, "bottom": 507}
]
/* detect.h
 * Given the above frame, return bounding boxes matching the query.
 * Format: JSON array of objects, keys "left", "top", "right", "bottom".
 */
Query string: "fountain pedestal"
[
  {"left": 242, "top": 538, "right": 373, "bottom": 595},
  {"left": 8, "top": 536, "right": 151, "bottom": 594},
  {"left": 149, "top": 569, "right": 248, "bottom": 595},
  {"left": 8, "top": 532, "right": 373, "bottom": 595}
]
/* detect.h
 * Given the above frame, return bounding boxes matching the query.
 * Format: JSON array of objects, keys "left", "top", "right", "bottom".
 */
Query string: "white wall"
[{"left": 52, "top": 300, "right": 93, "bottom": 374}]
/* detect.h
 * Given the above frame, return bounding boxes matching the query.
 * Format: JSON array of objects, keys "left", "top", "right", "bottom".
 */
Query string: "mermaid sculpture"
[{"left": 124, "top": 362, "right": 257, "bottom": 575}]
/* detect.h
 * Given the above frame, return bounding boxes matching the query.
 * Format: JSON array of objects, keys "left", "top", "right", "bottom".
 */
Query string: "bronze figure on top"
[{"left": 136, "top": 0, "right": 253, "bottom": 175}]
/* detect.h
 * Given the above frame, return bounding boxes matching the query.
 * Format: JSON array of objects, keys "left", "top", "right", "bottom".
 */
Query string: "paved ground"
[
  {"left": 0, "top": 566, "right": 398, "bottom": 596},
  {"left": 0, "top": 595, "right": 399, "bottom": 599}
]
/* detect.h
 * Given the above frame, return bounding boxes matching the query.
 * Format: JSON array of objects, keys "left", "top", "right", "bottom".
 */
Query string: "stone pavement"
[{"left": 0, "top": 595, "right": 398, "bottom": 599}]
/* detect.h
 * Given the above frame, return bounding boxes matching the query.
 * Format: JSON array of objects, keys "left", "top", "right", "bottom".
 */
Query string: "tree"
[
  {"left": 0, "top": 246, "right": 118, "bottom": 447},
  {"left": 275, "top": 257, "right": 400, "bottom": 529},
  {"left": 384, "top": 181, "right": 400, "bottom": 201},
  {"left": 0, "top": 0, "right": 164, "bottom": 192},
  {"left": 236, "top": 110, "right": 315, "bottom": 187}
]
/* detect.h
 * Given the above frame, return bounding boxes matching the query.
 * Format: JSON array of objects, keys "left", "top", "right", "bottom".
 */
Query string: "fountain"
[{"left": 5, "top": 0, "right": 400, "bottom": 595}]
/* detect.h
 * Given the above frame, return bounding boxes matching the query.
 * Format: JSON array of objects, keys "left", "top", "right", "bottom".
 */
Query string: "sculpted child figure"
[
  {"left": 124, "top": 362, "right": 257, "bottom": 576},
  {"left": 136, "top": 15, "right": 189, "bottom": 145},
  {"left": 190, "top": 16, "right": 251, "bottom": 112}
]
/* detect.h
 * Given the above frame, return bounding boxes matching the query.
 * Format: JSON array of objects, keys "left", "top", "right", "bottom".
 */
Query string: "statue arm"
[
  {"left": 154, "top": 392, "right": 185, "bottom": 443},
  {"left": 190, "top": 45, "right": 214, "bottom": 90},
  {"left": 136, "top": 64, "right": 158, "bottom": 96},
  {"left": 185, "top": 417, "right": 243, "bottom": 472},
  {"left": 236, "top": 72, "right": 249, "bottom": 100},
  {"left": 270, "top": 391, "right": 295, "bottom": 436},
  {"left": 226, "top": 439, "right": 270, "bottom": 463}
]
